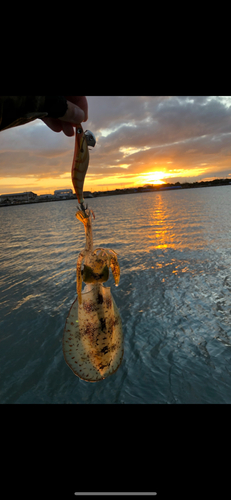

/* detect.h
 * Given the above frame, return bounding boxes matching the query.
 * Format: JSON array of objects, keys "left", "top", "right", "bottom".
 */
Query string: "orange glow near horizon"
[
  {"left": 2, "top": 166, "right": 229, "bottom": 196},
  {"left": 136, "top": 171, "right": 167, "bottom": 186},
  {"left": 0, "top": 175, "right": 74, "bottom": 196}
]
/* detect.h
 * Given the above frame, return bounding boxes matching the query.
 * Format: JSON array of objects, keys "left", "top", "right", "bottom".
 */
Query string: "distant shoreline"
[{"left": 0, "top": 179, "right": 231, "bottom": 207}]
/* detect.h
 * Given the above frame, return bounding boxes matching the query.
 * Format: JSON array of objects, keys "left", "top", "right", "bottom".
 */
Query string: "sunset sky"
[{"left": 1, "top": 95, "right": 231, "bottom": 195}]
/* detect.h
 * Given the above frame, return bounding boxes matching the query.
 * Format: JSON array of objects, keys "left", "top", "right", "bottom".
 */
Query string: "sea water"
[{"left": 0, "top": 186, "right": 231, "bottom": 403}]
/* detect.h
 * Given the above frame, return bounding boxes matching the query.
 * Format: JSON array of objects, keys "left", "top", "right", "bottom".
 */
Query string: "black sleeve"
[{"left": 0, "top": 96, "right": 68, "bottom": 131}]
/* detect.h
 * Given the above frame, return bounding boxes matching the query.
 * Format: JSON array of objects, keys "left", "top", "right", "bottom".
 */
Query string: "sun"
[{"left": 138, "top": 171, "right": 166, "bottom": 185}]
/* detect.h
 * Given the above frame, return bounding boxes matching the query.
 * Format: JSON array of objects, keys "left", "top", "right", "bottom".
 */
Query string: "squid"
[{"left": 63, "top": 125, "right": 124, "bottom": 382}]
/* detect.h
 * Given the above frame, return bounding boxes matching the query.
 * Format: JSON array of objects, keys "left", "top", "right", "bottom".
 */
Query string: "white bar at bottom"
[{"left": 74, "top": 494, "right": 157, "bottom": 496}]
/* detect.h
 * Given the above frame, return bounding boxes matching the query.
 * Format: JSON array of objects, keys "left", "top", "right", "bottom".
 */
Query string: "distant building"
[
  {"left": 54, "top": 189, "right": 73, "bottom": 198},
  {"left": 83, "top": 191, "right": 93, "bottom": 198},
  {"left": 39, "top": 194, "right": 53, "bottom": 199},
  {"left": 0, "top": 191, "right": 37, "bottom": 202}
]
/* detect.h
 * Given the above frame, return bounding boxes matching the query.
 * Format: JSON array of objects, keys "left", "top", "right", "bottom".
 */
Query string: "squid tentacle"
[
  {"left": 76, "top": 250, "right": 85, "bottom": 304},
  {"left": 109, "top": 254, "right": 120, "bottom": 286}
]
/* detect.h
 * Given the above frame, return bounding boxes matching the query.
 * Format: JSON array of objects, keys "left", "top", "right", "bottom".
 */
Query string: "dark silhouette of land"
[{"left": 0, "top": 178, "right": 231, "bottom": 206}]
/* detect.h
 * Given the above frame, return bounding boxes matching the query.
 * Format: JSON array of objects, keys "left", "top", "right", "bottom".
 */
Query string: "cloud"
[
  {"left": 0, "top": 121, "right": 74, "bottom": 178},
  {"left": 87, "top": 96, "right": 231, "bottom": 182}
]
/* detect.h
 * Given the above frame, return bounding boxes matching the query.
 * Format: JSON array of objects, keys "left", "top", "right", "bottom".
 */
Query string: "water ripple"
[{"left": 1, "top": 189, "right": 231, "bottom": 403}]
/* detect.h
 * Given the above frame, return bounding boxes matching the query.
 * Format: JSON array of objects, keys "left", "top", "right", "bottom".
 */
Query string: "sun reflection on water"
[
  {"left": 147, "top": 193, "right": 177, "bottom": 251},
  {"left": 145, "top": 190, "right": 211, "bottom": 254}
]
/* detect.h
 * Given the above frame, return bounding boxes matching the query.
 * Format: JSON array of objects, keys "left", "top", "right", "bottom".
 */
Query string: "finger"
[
  {"left": 41, "top": 117, "right": 63, "bottom": 133},
  {"left": 64, "top": 96, "right": 88, "bottom": 121},
  {"left": 41, "top": 117, "right": 74, "bottom": 136},
  {"left": 60, "top": 121, "right": 75, "bottom": 137},
  {"left": 60, "top": 100, "right": 85, "bottom": 123}
]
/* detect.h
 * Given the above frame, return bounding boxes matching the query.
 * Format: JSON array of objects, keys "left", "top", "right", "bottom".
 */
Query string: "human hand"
[{"left": 42, "top": 96, "right": 88, "bottom": 137}]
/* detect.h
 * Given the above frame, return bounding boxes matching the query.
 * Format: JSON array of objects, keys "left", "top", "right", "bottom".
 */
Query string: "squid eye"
[{"left": 77, "top": 128, "right": 82, "bottom": 134}]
